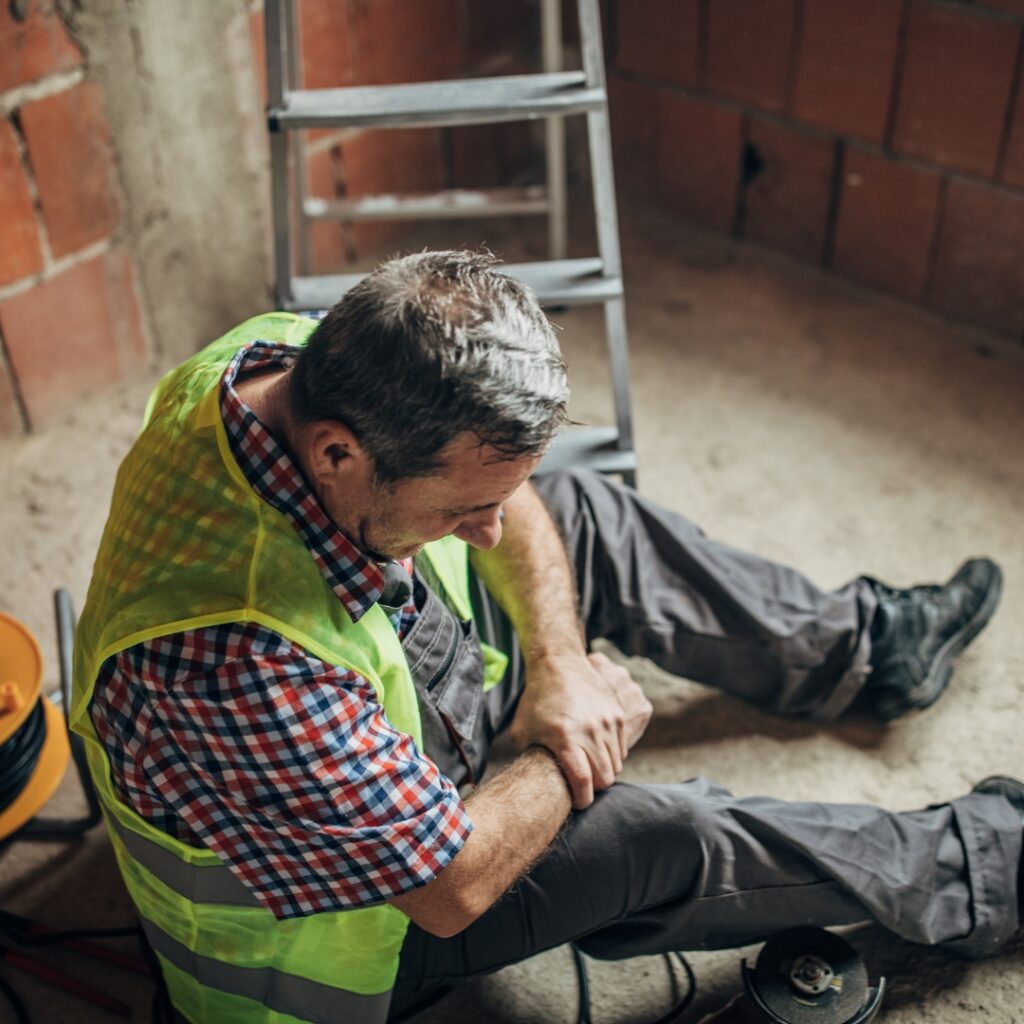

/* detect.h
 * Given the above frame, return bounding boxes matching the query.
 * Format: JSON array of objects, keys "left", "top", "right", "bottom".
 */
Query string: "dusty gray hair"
[{"left": 290, "top": 250, "right": 569, "bottom": 482}]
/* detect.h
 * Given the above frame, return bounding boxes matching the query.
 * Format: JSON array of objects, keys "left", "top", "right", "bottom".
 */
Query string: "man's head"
[
  {"left": 290, "top": 249, "right": 569, "bottom": 483},
  {"left": 287, "top": 250, "right": 570, "bottom": 559}
]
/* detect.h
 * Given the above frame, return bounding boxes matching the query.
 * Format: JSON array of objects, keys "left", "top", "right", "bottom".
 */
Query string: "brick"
[
  {"left": 297, "top": 0, "right": 353, "bottom": 89},
  {"left": 449, "top": 121, "right": 536, "bottom": 189},
  {"left": 832, "top": 148, "right": 941, "bottom": 300},
  {"left": 743, "top": 118, "right": 835, "bottom": 264},
  {"left": 706, "top": 0, "right": 797, "bottom": 111},
  {"left": 893, "top": 4, "right": 1019, "bottom": 177},
  {"left": 615, "top": 0, "right": 699, "bottom": 89},
  {"left": 656, "top": 93, "right": 742, "bottom": 232},
  {"left": 340, "top": 127, "right": 445, "bottom": 254},
  {"left": 0, "top": 248, "right": 147, "bottom": 426},
  {"left": 464, "top": 0, "right": 535, "bottom": 68},
  {"left": 20, "top": 81, "right": 119, "bottom": 259},
  {"left": 930, "top": 180, "right": 1024, "bottom": 336},
  {"left": 342, "top": 127, "right": 444, "bottom": 194},
  {"left": 0, "top": 1, "right": 81, "bottom": 92},
  {"left": 449, "top": 124, "right": 499, "bottom": 190},
  {"left": 0, "top": 359, "right": 24, "bottom": 438},
  {"left": 0, "top": 119, "right": 43, "bottom": 286},
  {"left": 978, "top": 0, "right": 1024, "bottom": 16},
  {"left": 608, "top": 73, "right": 659, "bottom": 189},
  {"left": 349, "top": 0, "right": 462, "bottom": 85},
  {"left": 1001, "top": 73, "right": 1024, "bottom": 188},
  {"left": 791, "top": 0, "right": 902, "bottom": 143}
]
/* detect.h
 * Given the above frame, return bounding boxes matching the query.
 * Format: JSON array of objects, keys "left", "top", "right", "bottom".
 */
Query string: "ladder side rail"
[
  {"left": 577, "top": 0, "right": 622, "bottom": 279},
  {"left": 577, "top": 0, "right": 632, "bottom": 456},
  {"left": 286, "top": 0, "right": 312, "bottom": 277},
  {"left": 264, "top": 0, "right": 287, "bottom": 109},
  {"left": 577, "top": 0, "right": 606, "bottom": 90},
  {"left": 587, "top": 105, "right": 632, "bottom": 451},
  {"left": 542, "top": 0, "right": 568, "bottom": 261},
  {"left": 265, "top": 0, "right": 293, "bottom": 306},
  {"left": 271, "top": 133, "right": 292, "bottom": 307},
  {"left": 585, "top": 107, "right": 623, "bottom": 281},
  {"left": 603, "top": 298, "right": 635, "bottom": 460}
]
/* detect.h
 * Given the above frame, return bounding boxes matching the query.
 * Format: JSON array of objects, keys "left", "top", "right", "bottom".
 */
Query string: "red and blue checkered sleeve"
[{"left": 92, "top": 622, "right": 472, "bottom": 920}]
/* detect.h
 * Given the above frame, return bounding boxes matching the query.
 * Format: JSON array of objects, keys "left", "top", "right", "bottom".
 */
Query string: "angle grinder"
[{"left": 699, "top": 927, "right": 885, "bottom": 1024}]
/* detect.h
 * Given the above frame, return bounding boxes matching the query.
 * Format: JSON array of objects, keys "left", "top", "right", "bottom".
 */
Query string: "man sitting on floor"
[{"left": 72, "top": 250, "right": 1021, "bottom": 1024}]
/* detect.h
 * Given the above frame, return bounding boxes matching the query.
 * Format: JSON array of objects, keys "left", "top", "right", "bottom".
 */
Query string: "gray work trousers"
[{"left": 393, "top": 470, "right": 1020, "bottom": 1003}]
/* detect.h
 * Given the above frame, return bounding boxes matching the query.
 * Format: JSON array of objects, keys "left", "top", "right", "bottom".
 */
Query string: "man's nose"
[{"left": 455, "top": 508, "right": 503, "bottom": 550}]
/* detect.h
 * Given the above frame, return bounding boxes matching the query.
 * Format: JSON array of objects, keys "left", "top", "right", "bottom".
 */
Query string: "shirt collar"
[{"left": 219, "top": 341, "right": 387, "bottom": 623}]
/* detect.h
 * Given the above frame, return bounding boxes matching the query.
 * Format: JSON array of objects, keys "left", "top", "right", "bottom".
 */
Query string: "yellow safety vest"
[{"left": 71, "top": 312, "right": 504, "bottom": 1023}]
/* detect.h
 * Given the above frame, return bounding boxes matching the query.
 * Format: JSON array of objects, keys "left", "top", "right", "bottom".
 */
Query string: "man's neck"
[
  {"left": 235, "top": 367, "right": 317, "bottom": 485},
  {"left": 235, "top": 368, "right": 291, "bottom": 439}
]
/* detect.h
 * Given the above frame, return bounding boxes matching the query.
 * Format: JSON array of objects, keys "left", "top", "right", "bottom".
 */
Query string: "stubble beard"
[{"left": 358, "top": 478, "right": 418, "bottom": 563}]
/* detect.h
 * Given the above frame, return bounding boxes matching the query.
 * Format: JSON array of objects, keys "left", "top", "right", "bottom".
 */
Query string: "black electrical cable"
[
  {"left": 0, "top": 913, "right": 143, "bottom": 947},
  {"left": 0, "top": 913, "right": 146, "bottom": 1024},
  {"left": 649, "top": 953, "right": 698, "bottom": 1024},
  {"left": 0, "top": 972, "right": 31, "bottom": 1024},
  {"left": 0, "top": 700, "right": 46, "bottom": 817},
  {"left": 573, "top": 943, "right": 596, "bottom": 1024},
  {"left": 572, "top": 944, "right": 698, "bottom": 1024}
]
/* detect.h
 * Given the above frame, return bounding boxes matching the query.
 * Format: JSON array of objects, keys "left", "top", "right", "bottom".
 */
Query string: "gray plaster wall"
[{"left": 58, "top": 0, "right": 271, "bottom": 362}]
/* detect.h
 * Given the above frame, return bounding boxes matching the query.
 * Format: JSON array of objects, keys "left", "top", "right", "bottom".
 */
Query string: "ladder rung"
[
  {"left": 304, "top": 186, "right": 549, "bottom": 222},
  {"left": 539, "top": 426, "right": 636, "bottom": 476},
  {"left": 504, "top": 258, "right": 623, "bottom": 305},
  {"left": 270, "top": 72, "right": 605, "bottom": 130},
  {"left": 285, "top": 258, "right": 623, "bottom": 311}
]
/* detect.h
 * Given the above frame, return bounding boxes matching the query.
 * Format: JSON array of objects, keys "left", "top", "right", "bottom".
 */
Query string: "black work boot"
[{"left": 860, "top": 558, "right": 1002, "bottom": 720}]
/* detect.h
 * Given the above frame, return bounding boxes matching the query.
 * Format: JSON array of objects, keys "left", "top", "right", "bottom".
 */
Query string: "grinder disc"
[{"left": 745, "top": 927, "right": 869, "bottom": 1024}]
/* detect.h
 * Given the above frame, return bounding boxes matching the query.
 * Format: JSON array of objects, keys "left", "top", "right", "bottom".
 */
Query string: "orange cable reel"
[{"left": 0, "top": 613, "right": 70, "bottom": 840}]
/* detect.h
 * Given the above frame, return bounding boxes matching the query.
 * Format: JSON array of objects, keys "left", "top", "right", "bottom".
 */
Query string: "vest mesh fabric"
[{"left": 71, "top": 312, "right": 496, "bottom": 1023}]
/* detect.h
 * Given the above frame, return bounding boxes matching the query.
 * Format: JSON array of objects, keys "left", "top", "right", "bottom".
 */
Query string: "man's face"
[{"left": 345, "top": 433, "right": 542, "bottom": 562}]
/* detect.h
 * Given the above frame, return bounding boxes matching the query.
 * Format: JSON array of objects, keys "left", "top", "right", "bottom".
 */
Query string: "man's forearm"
[
  {"left": 469, "top": 481, "right": 583, "bottom": 662},
  {"left": 469, "top": 477, "right": 652, "bottom": 809},
  {"left": 390, "top": 746, "right": 572, "bottom": 936}
]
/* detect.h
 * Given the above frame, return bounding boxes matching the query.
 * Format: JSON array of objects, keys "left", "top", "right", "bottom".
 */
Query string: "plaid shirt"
[{"left": 91, "top": 340, "right": 472, "bottom": 919}]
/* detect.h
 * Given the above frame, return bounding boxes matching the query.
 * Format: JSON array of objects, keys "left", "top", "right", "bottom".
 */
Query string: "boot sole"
[{"left": 877, "top": 560, "right": 1003, "bottom": 720}]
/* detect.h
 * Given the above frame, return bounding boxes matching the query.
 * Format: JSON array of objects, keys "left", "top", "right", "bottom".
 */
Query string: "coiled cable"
[{"left": 0, "top": 701, "right": 46, "bottom": 819}]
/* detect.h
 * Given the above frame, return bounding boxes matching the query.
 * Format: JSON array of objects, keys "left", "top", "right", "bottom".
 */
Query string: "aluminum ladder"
[{"left": 264, "top": 0, "right": 637, "bottom": 484}]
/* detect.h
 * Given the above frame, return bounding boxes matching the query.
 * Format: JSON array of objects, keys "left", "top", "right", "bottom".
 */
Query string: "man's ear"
[{"left": 305, "top": 420, "right": 371, "bottom": 485}]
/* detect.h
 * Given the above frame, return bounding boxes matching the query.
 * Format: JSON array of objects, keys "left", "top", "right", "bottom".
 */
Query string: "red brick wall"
[
  {"left": 609, "top": 0, "right": 1024, "bottom": 341},
  {"left": 0, "top": 3, "right": 149, "bottom": 437}
]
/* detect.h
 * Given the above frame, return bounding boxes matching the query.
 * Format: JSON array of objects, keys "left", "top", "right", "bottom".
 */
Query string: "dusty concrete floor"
[{"left": 1, "top": 203, "right": 1022, "bottom": 1023}]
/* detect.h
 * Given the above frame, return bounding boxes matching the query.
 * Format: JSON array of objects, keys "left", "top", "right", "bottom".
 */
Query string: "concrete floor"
[{"left": 1, "top": 203, "right": 1022, "bottom": 1023}]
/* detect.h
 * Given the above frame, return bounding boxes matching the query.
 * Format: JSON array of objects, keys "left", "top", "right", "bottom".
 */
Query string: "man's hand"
[
  {"left": 469, "top": 480, "right": 651, "bottom": 807},
  {"left": 508, "top": 650, "right": 653, "bottom": 809}
]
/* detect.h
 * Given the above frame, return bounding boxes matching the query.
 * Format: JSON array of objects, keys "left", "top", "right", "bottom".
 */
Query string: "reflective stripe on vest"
[
  {"left": 141, "top": 919, "right": 391, "bottom": 1024},
  {"left": 107, "top": 811, "right": 260, "bottom": 908}
]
